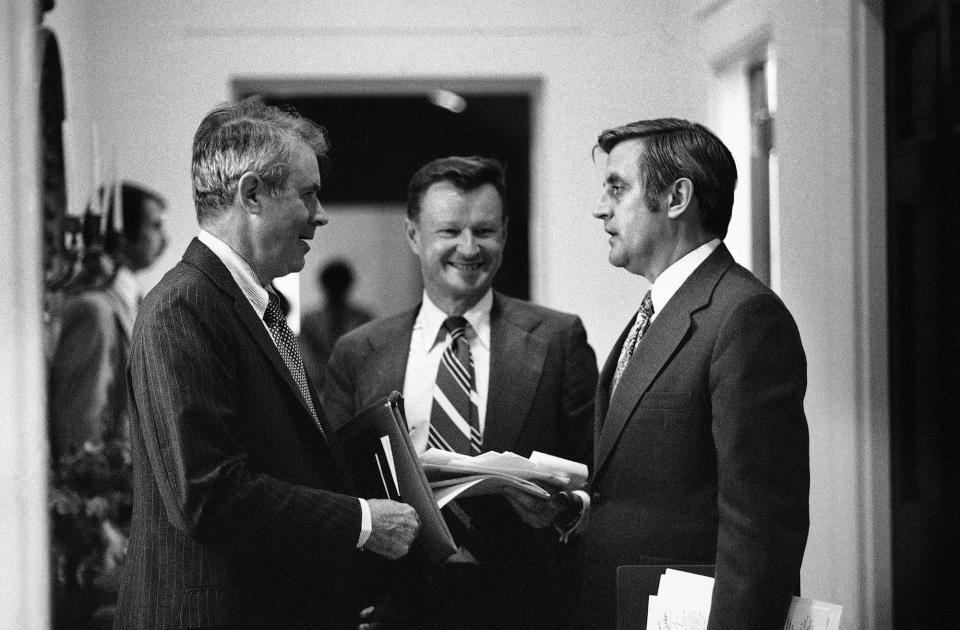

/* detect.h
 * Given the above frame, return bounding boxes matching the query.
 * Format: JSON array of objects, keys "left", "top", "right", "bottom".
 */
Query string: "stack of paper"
[
  {"left": 420, "top": 449, "right": 588, "bottom": 507},
  {"left": 644, "top": 569, "right": 843, "bottom": 630}
]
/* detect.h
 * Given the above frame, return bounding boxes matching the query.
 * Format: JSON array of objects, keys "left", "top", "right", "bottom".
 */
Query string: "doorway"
[{"left": 886, "top": 0, "right": 960, "bottom": 626}]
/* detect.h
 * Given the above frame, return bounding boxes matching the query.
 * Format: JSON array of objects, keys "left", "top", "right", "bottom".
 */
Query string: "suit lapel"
[
  {"left": 183, "top": 239, "right": 319, "bottom": 427},
  {"left": 483, "top": 294, "right": 548, "bottom": 452},
  {"left": 594, "top": 245, "right": 735, "bottom": 480},
  {"left": 363, "top": 310, "right": 416, "bottom": 395},
  {"left": 594, "top": 314, "right": 635, "bottom": 450}
]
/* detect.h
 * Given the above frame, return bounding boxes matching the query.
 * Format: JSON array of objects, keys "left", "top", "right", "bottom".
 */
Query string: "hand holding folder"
[
  {"left": 336, "top": 391, "right": 590, "bottom": 561},
  {"left": 336, "top": 391, "right": 460, "bottom": 563}
]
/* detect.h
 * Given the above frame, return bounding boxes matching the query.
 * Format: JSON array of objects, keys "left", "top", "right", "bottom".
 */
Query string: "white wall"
[
  {"left": 46, "top": 0, "right": 707, "bottom": 357},
  {"left": 2, "top": 4, "right": 49, "bottom": 629},
  {"left": 42, "top": 1, "right": 889, "bottom": 628},
  {"left": 695, "top": 1, "right": 890, "bottom": 628}
]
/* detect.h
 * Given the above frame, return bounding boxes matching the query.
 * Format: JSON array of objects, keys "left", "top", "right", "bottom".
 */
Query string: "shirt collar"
[
  {"left": 649, "top": 238, "right": 721, "bottom": 317},
  {"left": 111, "top": 266, "right": 140, "bottom": 313},
  {"left": 198, "top": 229, "right": 270, "bottom": 319},
  {"left": 415, "top": 289, "right": 493, "bottom": 350}
]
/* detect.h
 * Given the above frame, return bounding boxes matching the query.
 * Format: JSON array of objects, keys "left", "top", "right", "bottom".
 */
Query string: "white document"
[
  {"left": 431, "top": 474, "right": 550, "bottom": 508},
  {"left": 644, "top": 570, "right": 843, "bottom": 630},
  {"left": 784, "top": 597, "right": 843, "bottom": 630},
  {"left": 379, "top": 435, "right": 399, "bottom": 493},
  {"left": 420, "top": 448, "right": 584, "bottom": 489},
  {"left": 645, "top": 594, "right": 709, "bottom": 630}
]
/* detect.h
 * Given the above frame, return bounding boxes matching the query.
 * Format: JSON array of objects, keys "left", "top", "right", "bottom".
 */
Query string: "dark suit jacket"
[
  {"left": 115, "top": 239, "right": 364, "bottom": 630},
  {"left": 583, "top": 244, "right": 809, "bottom": 630},
  {"left": 324, "top": 292, "right": 598, "bottom": 629}
]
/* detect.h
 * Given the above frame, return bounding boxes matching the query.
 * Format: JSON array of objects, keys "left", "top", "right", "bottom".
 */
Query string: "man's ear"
[
  {"left": 405, "top": 217, "right": 421, "bottom": 255},
  {"left": 238, "top": 172, "right": 262, "bottom": 214},
  {"left": 666, "top": 178, "right": 694, "bottom": 219}
]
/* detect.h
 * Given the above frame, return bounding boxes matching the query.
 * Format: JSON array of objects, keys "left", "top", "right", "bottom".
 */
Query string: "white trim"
[
  {"left": 851, "top": 2, "right": 892, "bottom": 627},
  {"left": 0, "top": 2, "right": 50, "bottom": 629}
]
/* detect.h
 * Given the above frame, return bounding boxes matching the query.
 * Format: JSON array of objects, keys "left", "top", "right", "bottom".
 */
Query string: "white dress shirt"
[
  {"left": 403, "top": 289, "right": 493, "bottom": 454},
  {"left": 197, "top": 230, "right": 371, "bottom": 548},
  {"left": 112, "top": 266, "right": 141, "bottom": 317},
  {"left": 649, "top": 238, "right": 721, "bottom": 321}
]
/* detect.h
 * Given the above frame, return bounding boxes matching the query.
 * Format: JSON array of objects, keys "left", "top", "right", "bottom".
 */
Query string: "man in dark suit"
[
  {"left": 115, "top": 99, "right": 420, "bottom": 630},
  {"left": 580, "top": 119, "right": 809, "bottom": 629},
  {"left": 324, "top": 156, "right": 598, "bottom": 629}
]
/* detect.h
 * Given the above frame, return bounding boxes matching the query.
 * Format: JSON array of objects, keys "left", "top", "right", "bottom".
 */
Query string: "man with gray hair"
[{"left": 115, "top": 99, "right": 420, "bottom": 630}]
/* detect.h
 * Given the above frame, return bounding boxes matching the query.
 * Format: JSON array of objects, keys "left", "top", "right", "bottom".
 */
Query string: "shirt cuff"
[
  {"left": 556, "top": 489, "right": 591, "bottom": 544},
  {"left": 356, "top": 498, "right": 372, "bottom": 549}
]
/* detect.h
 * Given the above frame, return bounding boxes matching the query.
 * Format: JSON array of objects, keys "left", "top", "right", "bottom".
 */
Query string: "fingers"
[{"left": 502, "top": 489, "right": 560, "bottom": 528}]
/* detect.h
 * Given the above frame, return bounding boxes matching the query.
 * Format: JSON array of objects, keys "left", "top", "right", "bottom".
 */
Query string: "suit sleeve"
[
  {"left": 559, "top": 316, "right": 599, "bottom": 465},
  {"left": 708, "top": 293, "right": 810, "bottom": 629},
  {"left": 322, "top": 333, "right": 361, "bottom": 431},
  {"left": 49, "top": 294, "right": 123, "bottom": 456},
  {"left": 130, "top": 288, "right": 361, "bottom": 564}
]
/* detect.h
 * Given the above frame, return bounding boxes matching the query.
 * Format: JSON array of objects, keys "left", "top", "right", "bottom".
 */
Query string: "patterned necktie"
[
  {"left": 263, "top": 292, "right": 323, "bottom": 436},
  {"left": 428, "top": 316, "right": 481, "bottom": 455},
  {"left": 611, "top": 290, "right": 654, "bottom": 394}
]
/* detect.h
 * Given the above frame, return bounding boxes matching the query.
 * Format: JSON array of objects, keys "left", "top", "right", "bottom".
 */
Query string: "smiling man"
[
  {"left": 115, "top": 100, "right": 420, "bottom": 630},
  {"left": 324, "top": 156, "right": 598, "bottom": 629}
]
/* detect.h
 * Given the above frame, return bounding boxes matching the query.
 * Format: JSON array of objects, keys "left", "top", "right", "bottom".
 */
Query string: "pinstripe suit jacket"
[
  {"left": 115, "top": 239, "right": 364, "bottom": 630},
  {"left": 582, "top": 245, "right": 809, "bottom": 630},
  {"left": 324, "top": 293, "right": 597, "bottom": 629}
]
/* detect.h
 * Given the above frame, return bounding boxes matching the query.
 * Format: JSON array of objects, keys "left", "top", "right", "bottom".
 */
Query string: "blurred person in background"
[{"left": 300, "top": 259, "right": 373, "bottom": 392}]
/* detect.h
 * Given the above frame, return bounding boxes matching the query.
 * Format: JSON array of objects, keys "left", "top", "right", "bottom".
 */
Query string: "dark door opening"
[{"left": 886, "top": 0, "right": 960, "bottom": 626}]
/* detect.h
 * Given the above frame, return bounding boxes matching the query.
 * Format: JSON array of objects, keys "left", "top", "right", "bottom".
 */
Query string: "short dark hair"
[
  {"left": 192, "top": 98, "right": 329, "bottom": 223},
  {"left": 596, "top": 118, "right": 737, "bottom": 238},
  {"left": 87, "top": 181, "right": 166, "bottom": 250},
  {"left": 406, "top": 156, "right": 506, "bottom": 222}
]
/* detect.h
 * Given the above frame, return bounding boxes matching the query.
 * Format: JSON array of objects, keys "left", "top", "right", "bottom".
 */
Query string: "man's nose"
[
  {"left": 594, "top": 195, "right": 611, "bottom": 219},
  {"left": 311, "top": 202, "right": 328, "bottom": 226},
  {"left": 457, "top": 232, "right": 480, "bottom": 255}
]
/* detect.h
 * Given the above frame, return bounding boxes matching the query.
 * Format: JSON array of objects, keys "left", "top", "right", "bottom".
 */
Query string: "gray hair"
[{"left": 191, "top": 98, "right": 329, "bottom": 223}]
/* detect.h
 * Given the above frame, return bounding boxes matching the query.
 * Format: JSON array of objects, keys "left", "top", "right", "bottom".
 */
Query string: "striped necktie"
[
  {"left": 611, "top": 290, "right": 654, "bottom": 394},
  {"left": 428, "top": 316, "right": 481, "bottom": 455},
  {"left": 263, "top": 292, "right": 324, "bottom": 437}
]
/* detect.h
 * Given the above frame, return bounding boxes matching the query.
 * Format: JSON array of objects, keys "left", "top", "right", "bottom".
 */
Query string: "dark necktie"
[
  {"left": 428, "top": 316, "right": 481, "bottom": 455},
  {"left": 611, "top": 290, "right": 654, "bottom": 394},
  {"left": 263, "top": 292, "right": 323, "bottom": 437}
]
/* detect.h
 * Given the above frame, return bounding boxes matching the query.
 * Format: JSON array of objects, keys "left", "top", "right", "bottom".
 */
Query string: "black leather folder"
[{"left": 335, "top": 391, "right": 459, "bottom": 563}]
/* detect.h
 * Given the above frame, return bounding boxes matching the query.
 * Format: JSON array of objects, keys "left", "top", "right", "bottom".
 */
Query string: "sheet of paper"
[
  {"left": 657, "top": 572, "right": 713, "bottom": 606},
  {"left": 661, "top": 569, "right": 715, "bottom": 598},
  {"left": 645, "top": 594, "right": 709, "bottom": 630},
  {"left": 784, "top": 597, "right": 843, "bottom": 630},
  {"left": 529, "top": 450, "right": 588, "bottom": 487},
  {"left": 645, "top": 569, "right": 843, "bottom": 630},
  {"left": 420, "top": 448, "right": 576, "bottom": 487},
  {"left": 431, "top": 474, "right": 549, "bottom": 508},
  {"left": 379, "top": 435, "right": 399, "bottom": 494}
]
